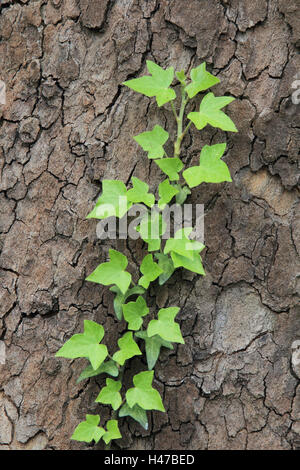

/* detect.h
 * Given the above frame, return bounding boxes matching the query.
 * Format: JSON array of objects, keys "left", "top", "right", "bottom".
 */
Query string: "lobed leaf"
[
  {"left": 112, "top": 331, "right": 142, "bottom": 366},
  {"left": 56, "top": 320, "right": 108, "bottom": 371},
  {"left": 123, "top": 60, "right": 176, "bottom": 107},
  {"left": 86, "top": 180, "right": 131, "bottom": 219},
  {"left": 95, "top": 378, "right": 122, "bottom": 411},
  {"left": 123, "top": 296, "right": 149, "bottom": 331},
  {"left": 183, "top": 143, "right": 231, "bottom": 188},
  {"left": 133, "top": 125, "right": 169, "bottom": 159},
  {"left": 86, "top": 249, "right": 131, "bottom": 295},
  {"left": 126, "top": 370, "right": 165, "bottom": 412},
  {"left": 188, "top": 92, "right": 237, "bottom": 132},
  {"left": 185, "top": 63, "right": 220, "bottom": 98},
  {"left": 138, "top": 254, "right": 163, "bottom": 289},
  {"left": 103, "top": 420, "right": 122, "bottom": 445},
  {"left": 71, "top": 414, "right": 105, "bottom": 444},
  {"left": 127, "top": 176, "right": 155, "bottom": 207},
  {"left": 147, "top": 307, "right": 184, "bottom": 344},
  {"left": 158, "top": 179, "right": 179, "bottom": 209},
  {"left": 76, "top": 360, "right": 119, "bottom": 383},
  {"left": 155, "top": 157, "right": 183, "bottom": 181}
]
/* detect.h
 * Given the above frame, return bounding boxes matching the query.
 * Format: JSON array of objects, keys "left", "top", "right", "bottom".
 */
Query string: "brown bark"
[{"left": 0, "top": 0, "right": 299, "bottom": 450}]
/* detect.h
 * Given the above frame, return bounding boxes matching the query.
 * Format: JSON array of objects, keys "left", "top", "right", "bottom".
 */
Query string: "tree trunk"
[{"left": 0, "top": 0, "right": 299, "bottom": 450}]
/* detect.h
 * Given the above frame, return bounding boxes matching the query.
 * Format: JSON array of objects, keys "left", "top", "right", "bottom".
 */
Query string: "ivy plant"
[{"left": 56, "top": 60, "right": 237, "bottom": 448}]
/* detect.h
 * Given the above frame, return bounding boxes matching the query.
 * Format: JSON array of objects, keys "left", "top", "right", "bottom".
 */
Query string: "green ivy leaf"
[
  {"left": 126, "top": 286, "right": 146, "bottom": 298},
  {"left": 109, "top": 286, "right": 126, "bottom": 321},
  {"left": 175, "top": 185, "right": 191, "bottom": 205},
  {"left": 158, "top": 179, "right": 179, "bottom": 209},
  {"left": 154, "top": 253, "right": 175, "bottom": 285},
  {"left": 171, "top": 251, "right": 205, "bottom": 275},
  {"left": 138, "top": 254, "right": 163, "bottom": 289},
  {"left": 119, "top": 403, "right": 148, "bottom": 430},
  {"left": 95, "top": 378, "right": 122, "bottom": 411},
  {"left": 123, "top": 296, "right": 149, "bottom": 331},
  {"left": 135, "top": 330, "right": 173, "bottom": 370},
  {"left": 137, "top": 211, "right": 166, "bottom": 252},
  {"left": 155, "top": 158, "right": 183, "bottom": 181},
  {"left": 103, "top": 419, "right": 122, "bottom": 445},
  {"left": 56, "top": 320, "right": 108, "bottom": 371},
  {"left": 188, "top": 92, "right": 237, "bottom": 132},
  {"left": 126, "top": 370, "right": 165, "bottom": 412},
  {"left": 185, "top": 63, "right": 220, "bottom": 98},
  {"left": 183, "top": 143, "right": 231, "bottom": 188},
  {"left": 71, "top": 414, "right": 105, "bottom": 444},
  {"left": 127, "top": 176, "right": 155, "bottom": 207},
  {"left": 86, "top": 180, "right": 131, "bottom": 219},
  {"left": 86, "top": 249, "right": 131, "bottom": 295},
  {"left": 164, "top": 228, "right": 206, "bottom": 275},
  {"left": 148, "top": 307, "right": 184, "bottom": 344},
  {"left": 133, "top": 125, "right": 169, "bottom": 159},
  {"left": 123, "top": 60, "right": 176, "bottom": 107},
  {"left": 112, "top": 332, "right": 142, "bottom": 366},
  {"left": 164, "top": 228, "right": 204, "bottom": 260},
  {"left": 76, "top": 360, "right": 119, "bottom": 383}
]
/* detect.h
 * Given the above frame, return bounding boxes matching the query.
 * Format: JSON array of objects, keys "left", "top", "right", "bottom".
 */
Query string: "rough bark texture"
[{"left": 0, "top": 0, "right": 299, "bottom": 450}]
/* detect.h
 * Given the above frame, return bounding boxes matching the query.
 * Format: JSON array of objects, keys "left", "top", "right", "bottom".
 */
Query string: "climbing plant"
[{"left": 55, "top": 61, "right": 237, "bottom": 448}]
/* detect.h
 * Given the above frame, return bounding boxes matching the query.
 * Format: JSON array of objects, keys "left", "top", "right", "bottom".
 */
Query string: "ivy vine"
[{"left": 55, "top": 60, "right": 237, "bottom": 448}]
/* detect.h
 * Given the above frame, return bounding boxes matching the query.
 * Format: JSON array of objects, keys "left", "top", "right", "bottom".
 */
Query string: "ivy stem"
[
  {"left": 171, "top": 101, "right": 178, "bottom": 122},
  {"left": 104, "top": 364, "right": 125, "bottom": 451},
  {"left": 174, "top": 85, "right": 188, "bottom": 158}
]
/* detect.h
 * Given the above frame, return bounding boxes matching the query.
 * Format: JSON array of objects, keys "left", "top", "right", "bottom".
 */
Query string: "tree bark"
[{"left": 0, "top": 0, "right": 299, "bottom": 450}]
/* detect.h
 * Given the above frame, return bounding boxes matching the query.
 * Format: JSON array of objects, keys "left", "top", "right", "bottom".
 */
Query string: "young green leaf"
[
  {"left": 76, "top": 360, "right": 119, "bottom": 383},
  {"left": 154, "top": 253, "right": 175, "bottom": 285},
  {"left": 188, "top": 92, "right": 237, "bottom": 132},
  {"left": 86, "top": 180, "right": 131, "bottom": 219},
  {"left": 175, "top": 184, "right": 191, "bottom": 205},
  {"left": 71, "top": 414, "right": 105, "bottom": 444},
  {"left": 164, "top": 228, "right": 206, "bottom": 275},
  {"left": 138, "top": 254, "right": 163, "bottom": 289},
  {"left": 164, "top": 228, "right": 205, "bottom": 260},
  {"left": 158, "top": 179, "right": 179, "bottom": 209},
  {"left": 122, "top": 296, "right": 149, "bottom": 331},
  {"left": 133, "top": 125, "right": 169, "bottom": 159},
  {"left": 183, "top": 143, "right": 231, "bottom": 188},
  {"left": 112, "top": 331, "right": 142, "bottom": 366},
  {"left": 119, "top": 403, "right": 148, "bottom": 430},
  {"left": 147, "top": 307, "right": 184, "bottom": 344},
  {"left": 123, "top": 60, "right": 176, "bottom": 107},
  {"left": 103, "top": 419, "right": 122, "bottom": 445},
  {"left": 109, "top": 285, "right": 126, "bottom": 321},
  {"left": 86, "top": 249, "right": 131, "bottom": 295},
  {"left": 95, "top": 378, "right": 122, "bottom": 411},
  {"left": 155, "top": 157, "right": 183, "bottom": 181},
  {"left": 126, "top": 370, "right": 165, "bottom": 411},
  {"left": 176, "top": 70, "right": 187, "bottom": 85},
  {"left": 137, "top": 211, "right": 166, "bottom": 252},
  {"left": 135, "top": 330, "right": 173, "bottom": 370},
  {"left": 127, "top": 176, "right": 155, "bottom": 207},
  {"left": 185, "top": 63, "right": 220, "bottom": 98},
  {"left": 56, "top": 320, "right": 108, "bottom": 371},
  {"left": 171, "top": 250, "right": 205, "bottom": 275},
  {"left": 126, "top": 285, "right": 146, "bottom": 298}
]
